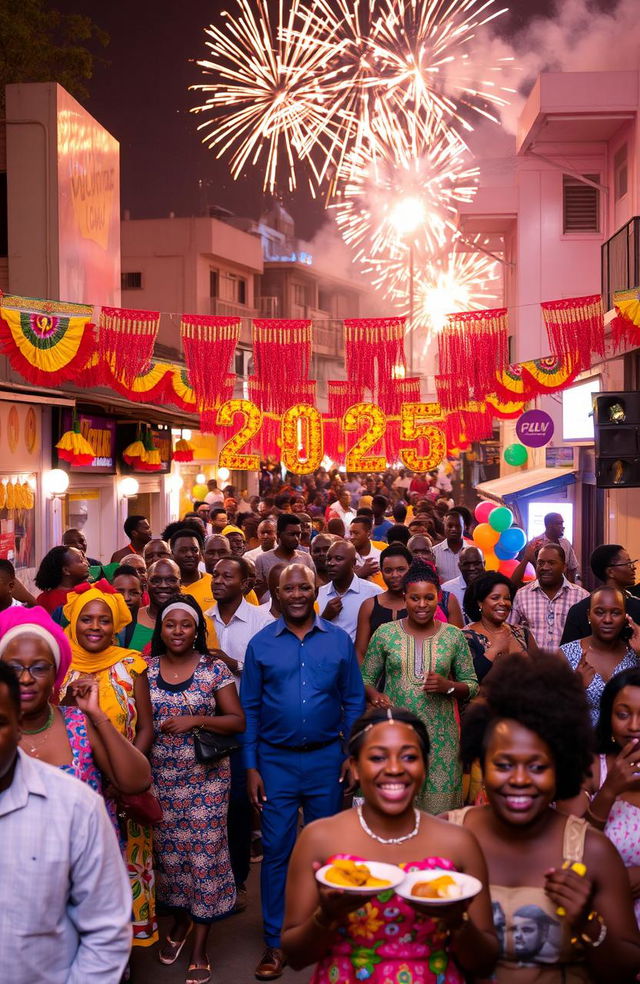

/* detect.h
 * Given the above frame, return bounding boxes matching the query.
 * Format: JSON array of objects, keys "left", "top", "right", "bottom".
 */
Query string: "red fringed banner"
[
  {"left": 343, "top": 317, "right": 406, "bottom": 388},
  {"left": 180, "top": 315, "right": 240, "bottom": 414},
  {"left": 611, "top": 289, "right": 640, "bottom": 352},
  {"left": 378, "top": 377, "right": 421, "bottom": 415},
  {"left": 199, "top": 374, "right": 237, "bottom": 434},
  {"left": 252, "top": 319, "right": 312, "bottom": 391},
  {"left": 0, "top": 295, "right": 96, "bottom": 387},
  {"left": 439, "top": 308, "right": 509, "bottom": 400},
  {"left": 99, "top": 306, "right": 160, "bottom": 386},
  {"left": 435, "top": 374, "right": 471, "bottom": 413},
  {"left": 249, "top": 377, "right": 317, "bottom": 414},
  {"left": 323, "top": 418, "right": 346, "bottom": 466},
  {"left": 459, "top": 403, "right": 494, "bottom": 441},
  {"left": 327, "top": 381, "right": 365, "bottom": 419},
  {"left": 541, "top": 294, "right": 604, "bottom": 367}
]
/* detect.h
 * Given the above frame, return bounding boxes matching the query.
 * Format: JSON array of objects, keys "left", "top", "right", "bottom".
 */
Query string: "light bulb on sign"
[
  {"left": 119, "top": 476, "right": 139, "bottom": 499},
  {"left": 217, "top": 467, "right": 230, "bottom": 483},
  {"left": 196, "top": 473, "right": 206, "bottom": 485},
  {"left": 43, "top": 469, "right": 69, "bottom": 498}
]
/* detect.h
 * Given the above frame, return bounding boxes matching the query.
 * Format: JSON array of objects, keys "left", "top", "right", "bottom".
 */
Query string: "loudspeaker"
[{"left": 593, "top": 392, "right": 640, "bottom": 488}]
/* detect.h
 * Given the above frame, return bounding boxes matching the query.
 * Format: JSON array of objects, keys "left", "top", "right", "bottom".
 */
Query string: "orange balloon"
[
  {"left": 472, "top": 522, "right": 500, "bottom": 552},
  {"left": 484, "top": 551, "right": 500, "bottom": 571}
]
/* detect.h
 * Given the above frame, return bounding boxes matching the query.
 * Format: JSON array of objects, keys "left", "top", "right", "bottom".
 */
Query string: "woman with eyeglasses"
[{"left": 559, "top": 586, "right": 640, "bottom": 725}]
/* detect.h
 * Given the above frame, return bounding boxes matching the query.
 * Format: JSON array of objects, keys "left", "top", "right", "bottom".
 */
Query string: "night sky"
[{"left": 53, "top": 0, "right": 608, "bottom": 239}]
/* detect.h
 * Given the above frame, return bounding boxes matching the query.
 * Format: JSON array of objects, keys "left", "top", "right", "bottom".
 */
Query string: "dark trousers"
[
  {"left": 257, "top": 739, "right": 343, "bottom": 947},
  {"left": 227, "top": 749, "right": 252, "bottom": 888}
]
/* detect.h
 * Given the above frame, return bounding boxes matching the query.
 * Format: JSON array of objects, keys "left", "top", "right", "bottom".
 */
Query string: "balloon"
[
  {"left": 488, "top": 506, "right": 513, "bottom": 533},
  {"left": 495, "top": 540, "right": 519, "bottom": 561},
  {"left": 498, "top": 526, "right": 527, "bottom": 554},
  {"left": 474, "top": 501, "right": 494, "bottom": 524},
  {"left": 504, "top": 443, "right": 528, "bottom": 466},
  {"left": 499, "top": 559, "right": 519, "bottom": 577},
  {"left": 191, "top": 483, "right": 208, "bottom": 500},
  {"left": 473, "top": 523, "right": 500, "bottom": 551},
  {"left": 523, "top": 562, "right": 536, "bottom": 582},
  {"left": 484, "top": 552, "right": 500, "bottom": 571}
]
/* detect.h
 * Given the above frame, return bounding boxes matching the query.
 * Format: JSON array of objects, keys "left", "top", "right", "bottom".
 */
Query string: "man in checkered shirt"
[{"left": 509, "top": 543, "right": 588, "bottom": 649}]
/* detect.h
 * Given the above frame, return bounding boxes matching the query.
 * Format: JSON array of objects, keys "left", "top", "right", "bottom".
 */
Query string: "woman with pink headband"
[
  {"left": 147, "top": 594, "right": 245, "bottom": 984},
  {"left": 0, "top": 604, "right": 151, "bottom": 801}
]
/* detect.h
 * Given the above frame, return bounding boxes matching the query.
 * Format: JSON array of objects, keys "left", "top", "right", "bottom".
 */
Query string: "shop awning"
[{"left": 475, "top": 468, "right": 576, "bottom": 507}]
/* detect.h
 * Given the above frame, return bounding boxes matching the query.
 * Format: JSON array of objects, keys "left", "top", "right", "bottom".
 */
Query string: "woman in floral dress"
[
  {"left": 281, "top": 706, "right": 498, "bottom": 984},
  {"left": 361, "top": 561, "right": 479, "bottom": 813},
  {"left": 60, "top": 579, "right": 157, "bottom": 947},
  {"left": 147, "top": 595, "right": 245, "bottom": 984}
]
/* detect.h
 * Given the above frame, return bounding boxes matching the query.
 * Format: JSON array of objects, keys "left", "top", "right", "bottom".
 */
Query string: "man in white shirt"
[
  {"left": 327, "top": 489, "right": 357, "bottom": 530},
  {"left": 392, "top": 468, "right": 412, "bottom": 494},
  {"left": 441, "top": 546, "right": 485, "bottom": 623},
  {"left": 432, "top": 508, "right": 467, "bottom": 583},
  {"left": 207, "top": 555, "right": 271, "bottom": 911},
  {"left": 348, "top": 515, "right": 385, "bottom": 587},
  {"left": 0, "top": 664, "right": 131, "bottom": 984},
  {"left": 204, "top": 479, "right": 225, "bottom": 506},
  {"left": 244, "top": 519, "right": 277, "bottom": 563},
  {"left": 318, "top": 540, "right": 382, "bottom": 640}
]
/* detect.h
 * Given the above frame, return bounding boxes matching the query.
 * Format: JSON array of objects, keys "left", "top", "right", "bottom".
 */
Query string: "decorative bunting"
[
  {"left": 485, "top": 392, "right": 526, "bottom": 419},
  {"left": 56, "top": 415, "right": 96, "bottom": 466},
  {"left": 344, "top": 317, "right": 405, "bottom": 388},
  {"left": 248, "top": 377, "right": 317, "bottom": 415},
  {"left": 166, "top": 366, "right": 199, "bottom": 413},
  {"left": 378, "top": 377, "right": 421, "bottom": 415},
  {"left": 0, "top": 295, "right": 96, "bottom": 386},
  {"left": 99, "top": 306, "right": 160, "bottom": 386},
  {"left": 199, "top": 374, "right": 237, "bottom": 433},
  {"left": 611, "top": 288, "right": 640, "bottom": 351},
  {"left": 541, "top": 294, "right": 604, "bottom": 367},
  {"left": 103, "top": 360, "right": 172, "bottom": 403},
  {"left": 180, "top": 315, "right": 240, "bottom": 415},
  {"left": 252, "top": 319, "right": 312, "bottom": 392},
  {"left": 173, "top": 438, "right": 195, "bottom": 462},
  {"left": 435, "top": 374, "right": 471, "bottom": 412},
  {"left": 327, "top": 381, "right": 366, "bottom": 419},
  {"left": 521, "top": 353, "right": 581, "bottom": 394}
]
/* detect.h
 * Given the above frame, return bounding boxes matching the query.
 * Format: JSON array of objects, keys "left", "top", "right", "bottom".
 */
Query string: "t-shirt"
[
  {"left": 36, "top": 587, "right": 72, "bottom": 614},
  {"left": 372, "top": 519, "right": 393, "bottom": 542},
  {"left": 254, "top": 548, "right": 316, "bottom": 590},
  {"left": 181, "top": 572, "right": 214, "bottom": 611}
]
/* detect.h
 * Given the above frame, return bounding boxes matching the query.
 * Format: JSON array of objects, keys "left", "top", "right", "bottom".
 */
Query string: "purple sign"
[{"left": 516, "top": 409, "right": 554, "bottom": 448}]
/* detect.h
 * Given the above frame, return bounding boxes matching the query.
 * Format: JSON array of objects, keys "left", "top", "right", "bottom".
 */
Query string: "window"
[
  {"left": 562, "top": 174, "right": 600, "bottom": 233},
  {"left": 209, "top": 269, "right": 219, "bottom": 297},
  {"left": 220, "top": 272, "right": 247, "bottom": 305},
  {"left": 121, "top": 271, "right": 142, "bottom": 289},
  {"left": 614, "top": 145, "right": 628, "bottom": 201},
  {"left": 293, "top": 283, "right": 307, "bottom": 307}
]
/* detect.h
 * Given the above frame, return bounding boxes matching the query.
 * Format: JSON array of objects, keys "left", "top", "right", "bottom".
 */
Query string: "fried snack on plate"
[
  {"left": 325, "top": 859, "right": 390, "bottom": 889},
  {"left": 411, "top": 874, "right": 463, "bottom": 900}
]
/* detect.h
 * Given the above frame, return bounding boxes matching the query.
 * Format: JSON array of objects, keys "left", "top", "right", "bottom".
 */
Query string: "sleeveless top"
[
  {"left": 448, "top": 807, "right": 589, "bottom": 983},
  {"left": 462, "top": 625, "right": 530, "bottom": 683},
  {"left": 310, "top": 853, "right": 466, "bottom": 984},
  {"left": 369, "top": 595, "right": 407, "bottom": 634},
  {"left": 58, "top": 706, "right": 102, "bottom": 793},
  {"left": 598, "top": 755, "right": 640, "bottom": 926}
]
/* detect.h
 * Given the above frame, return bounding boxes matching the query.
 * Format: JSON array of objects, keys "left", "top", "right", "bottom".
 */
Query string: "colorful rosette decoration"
[
  {"left": 138, "top": 429, "right": 162, "bottom": 472},
  {"left": 173, "top": 437, "right": 195, "bottom": 462},
  {"left": 56, "top": 416, "right": 96, "bottom": 467}
]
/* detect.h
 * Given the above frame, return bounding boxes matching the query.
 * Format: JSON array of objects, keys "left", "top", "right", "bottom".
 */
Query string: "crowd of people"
[{"left": 2, "top": 463, "right": 640, "bottom": 983}]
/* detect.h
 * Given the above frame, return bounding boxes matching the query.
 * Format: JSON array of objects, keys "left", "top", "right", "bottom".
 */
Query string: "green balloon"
[
  {"left": 504, "top": 443, "right": 528, "bottom": 467},
  {"left": 488, "top": 506, "right": 514, "bottom": 532}
]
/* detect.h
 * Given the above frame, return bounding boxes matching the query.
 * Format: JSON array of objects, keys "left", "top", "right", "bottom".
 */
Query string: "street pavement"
[{"left": 130, "top": 864, "right": 304, "bottom": 984}]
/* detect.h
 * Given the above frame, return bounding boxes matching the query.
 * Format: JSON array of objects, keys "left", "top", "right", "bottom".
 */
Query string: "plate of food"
[
  {"left": 395, "top": 869, "right": 482, "bottom": 906},
  {"left": 316, "top": 859, "right": 406, "bottom": 894}
]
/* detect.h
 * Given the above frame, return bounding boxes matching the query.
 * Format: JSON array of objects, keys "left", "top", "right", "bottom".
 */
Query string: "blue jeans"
[{"left": 257, "top": 739, "right": 344, "bottom": 947}]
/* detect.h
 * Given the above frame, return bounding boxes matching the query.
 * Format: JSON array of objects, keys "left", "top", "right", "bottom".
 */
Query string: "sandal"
[
  {"left": 158, "top": 925, "right": 192, "bottom": 965},
  {"left": 186, "top": 962, "right": 211, "bottom": 984}
]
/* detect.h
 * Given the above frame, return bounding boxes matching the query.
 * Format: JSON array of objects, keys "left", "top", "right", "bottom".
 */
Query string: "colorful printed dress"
[
  {"left": 58, "top": 705, "right": 102, "bottom": 793},
  {"left": 147, "top": 653, "right": 237, "bottom": 922},
  {"left": 560, "top": 640, "right": 640, "bottom": 724},
  {"left": 598, "top": 755, "right": 640, "bottom": 926},
  {"left": 61, "top": 654, "right": 157, "bottom": 946},
  {"left": 311, "top": 854, "right": 466, "bottom": 984},
  {"left": 362, "top": 622, "right": 479, "bottom": 813}
]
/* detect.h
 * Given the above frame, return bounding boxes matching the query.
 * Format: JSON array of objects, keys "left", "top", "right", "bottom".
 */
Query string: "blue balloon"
[
  {"left": 498, "top": 526, "right": 526, "bottom": 555},
  {"left": 495, "top": 540, "right": 519, "bottom": 561}
]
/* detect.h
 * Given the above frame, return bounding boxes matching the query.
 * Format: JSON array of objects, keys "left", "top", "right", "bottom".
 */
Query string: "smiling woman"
[
  {"left": 448, "top": 653, "right": 640, "bottom": 983},
  {"left": 281, "top": 707, "right": 499, "bottom": 983}
]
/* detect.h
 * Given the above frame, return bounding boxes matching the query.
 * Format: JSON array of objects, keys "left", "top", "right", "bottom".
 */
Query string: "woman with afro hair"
[{"left": 445, "top": 652, "right": 640, "bottom": 983}]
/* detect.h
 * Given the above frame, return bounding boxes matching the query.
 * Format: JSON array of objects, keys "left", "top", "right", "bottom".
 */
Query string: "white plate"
[
  {"left": 396, "top": 868, "right": 483, "bottom": 906},
  {"left": 316, "top": 861, "right": 406, "bottom": 894}
]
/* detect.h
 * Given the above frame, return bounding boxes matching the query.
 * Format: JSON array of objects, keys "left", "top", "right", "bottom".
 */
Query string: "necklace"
[
  {"left": 23, "top": 705, "right": 55, "bottom": 735},
  {"left": 357, "top": 803, "right": 421, "bottom": 845},
  {"left": 22, "top": 705, "right": 55, "bottom": 756}
]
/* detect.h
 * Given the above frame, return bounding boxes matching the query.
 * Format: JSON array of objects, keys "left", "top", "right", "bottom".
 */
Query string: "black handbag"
[{"left": 184, "top": 691, "right": 241, "bottom": 764}]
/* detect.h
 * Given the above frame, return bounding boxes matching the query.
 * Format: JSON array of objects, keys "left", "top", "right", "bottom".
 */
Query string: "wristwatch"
[{"left": 446, "top": 685, "right": 455, "bottom": 695}]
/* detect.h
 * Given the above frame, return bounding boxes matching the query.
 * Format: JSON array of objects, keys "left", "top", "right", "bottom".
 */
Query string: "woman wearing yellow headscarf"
[{"left": 60, "top": 579, "right": 157, "bottom": 949}]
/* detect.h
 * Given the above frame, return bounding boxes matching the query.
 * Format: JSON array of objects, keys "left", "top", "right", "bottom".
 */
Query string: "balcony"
[{"left": 601, "top": 216, "right": 640, "bottom": 310}]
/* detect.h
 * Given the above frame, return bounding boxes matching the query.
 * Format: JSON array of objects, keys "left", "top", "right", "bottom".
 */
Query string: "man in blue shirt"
[
  {"left": 241, "top": 563, "right": 365, "bottom": 980},
  {"left": 371, "top": 494, "right": 393, "bottom": 541}
]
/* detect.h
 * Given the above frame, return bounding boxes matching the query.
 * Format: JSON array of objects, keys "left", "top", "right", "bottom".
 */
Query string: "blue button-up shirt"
[{"left": 240, "top": 615, "right": 365, "bottom": 769}]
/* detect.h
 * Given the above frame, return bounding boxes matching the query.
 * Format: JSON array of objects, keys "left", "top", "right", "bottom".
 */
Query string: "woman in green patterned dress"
[{"left": 361, "top": 560, "right": 479, "bottom": 813}]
